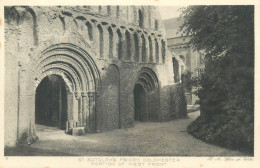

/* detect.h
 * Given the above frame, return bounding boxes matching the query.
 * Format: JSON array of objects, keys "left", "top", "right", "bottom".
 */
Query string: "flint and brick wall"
[{"left": 4, "top": 6, "right": 186, "bottom": 147}]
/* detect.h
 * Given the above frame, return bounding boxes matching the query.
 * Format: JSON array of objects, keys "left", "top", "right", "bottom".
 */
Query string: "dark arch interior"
[
  {"left": 172, "top": 57, "right": 180, "bottom": 83},
  {"left": 134, "top": 84, "right": 146, "bottom": 121},
  {"left": 35, "top": 75, "right": 68, "bottom": 130}
]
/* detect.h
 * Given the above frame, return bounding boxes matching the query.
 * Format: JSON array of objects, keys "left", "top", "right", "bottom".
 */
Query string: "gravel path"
[{"left": 5, "top": 111, "right": 245, "bottom": 156}]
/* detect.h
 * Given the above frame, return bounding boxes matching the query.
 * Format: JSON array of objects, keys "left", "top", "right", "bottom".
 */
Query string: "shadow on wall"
[
  {"left": 101, "top": 64, "right": 120, "bottom": 130},
  {"left": 133, "top": 68, "right": 160, "bottom": 122},
  {"left": 134, "top": 84, "right": 147, "bottom": 121},
  {"left": 171, "top": 83, "right": 187, "bottom": 119},
  {"left": 35, "top": 75, "right": 68, "bottom": 130},
  {"left": 133, "top": 68, "right": 187, "bottom": 122},
  {"left": 160, "top": 83, "right": 187, "bottom": 121}
]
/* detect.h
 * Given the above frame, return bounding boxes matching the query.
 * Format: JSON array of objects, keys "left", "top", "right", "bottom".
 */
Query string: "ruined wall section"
[
  {"left": 66, "top": 6, "right": 164, "bottom": 31},
  {"left": 4, "top": 6, "right": 183, "bottom": 146},
  {"left": 4, "top": 7, "right": 20, "bottom": 146}
]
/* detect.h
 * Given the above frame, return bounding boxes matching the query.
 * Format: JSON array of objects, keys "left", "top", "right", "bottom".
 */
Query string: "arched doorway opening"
[
  {"left": 134, "top": 68, "right": 159, "bottom": 122},
  {"left": 20, "top": 43, "right": 102, "bottom": 144},
  {"left": 134, "top": 84, "right": 146, "bottom": 121},
  {"left": 35, "top": 75, "right": 68, "bottom": 130},
  {"left": 172, "top": 57, "right": 180, "bottom": 83}
]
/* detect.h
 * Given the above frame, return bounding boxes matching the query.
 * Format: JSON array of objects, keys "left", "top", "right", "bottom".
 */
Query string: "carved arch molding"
[
  {"left": 29, "top": 43, "right": 101, "bottom": 133},
  {"left": 134, "top": 67, "right": 160, "bottom": 121}
]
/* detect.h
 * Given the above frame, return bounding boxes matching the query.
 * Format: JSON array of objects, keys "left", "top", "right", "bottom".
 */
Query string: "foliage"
[
  {"left": 171, "top": 83, "right": 187, "bottom": 119},
  {"left": 180, "top": 6, "right": 254, "bottom": 154},
  {"left": 181, "top": 70, "right": 192, "bottom": 92}
]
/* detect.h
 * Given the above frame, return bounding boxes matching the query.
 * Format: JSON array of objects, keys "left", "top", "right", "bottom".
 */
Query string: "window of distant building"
[
  {"left": 180, "top": 55, "right": 185, "bottom": 65},
  {"left": 172, "top": 57, "right": 180, "bottom": 83}
]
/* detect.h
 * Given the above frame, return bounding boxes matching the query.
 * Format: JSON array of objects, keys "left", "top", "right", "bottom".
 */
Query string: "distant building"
[{"left": 163, "top": 17, "right": 204, "bottom": 105}]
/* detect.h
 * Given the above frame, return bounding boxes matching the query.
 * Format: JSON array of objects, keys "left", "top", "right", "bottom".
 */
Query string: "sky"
[{"left": 158, "top": 6, "right": 185, "bottom": 20}]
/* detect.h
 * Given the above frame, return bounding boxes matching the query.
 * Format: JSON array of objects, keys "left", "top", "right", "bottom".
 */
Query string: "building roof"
[{"left": 163, "top": 17, "right": 184, "bottom": 39}]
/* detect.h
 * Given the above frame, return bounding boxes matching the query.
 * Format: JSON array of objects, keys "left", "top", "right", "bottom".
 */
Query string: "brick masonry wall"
[
  {"left": 101, "top": 64, "right": 120, "bottom": 130},
  {"left": 4, "top": 6, "right": 186, "bottom": 146}
]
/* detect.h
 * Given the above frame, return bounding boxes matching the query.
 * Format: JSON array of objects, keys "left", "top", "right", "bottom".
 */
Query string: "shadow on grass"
[{"left": 5, "top": 145, "right": 77, "bottom": 156}]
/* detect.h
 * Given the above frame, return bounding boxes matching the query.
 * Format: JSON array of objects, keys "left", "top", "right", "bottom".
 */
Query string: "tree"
[{"left": 180, "top": 6, "right": 254, "bottom": 154}]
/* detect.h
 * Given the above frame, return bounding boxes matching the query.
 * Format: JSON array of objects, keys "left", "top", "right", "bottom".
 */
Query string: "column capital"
[
  {"left": 87, "top": 91, "right": 95, "bottom": 97},
  {"left": 81, "top": 91, "right": 88, "bottom": 97},
  {"left": 88, "top": 91, "right": 101, "bottom": 97},
  {"left": 74, "top": 92, "right": 81, "bottom": 100}
]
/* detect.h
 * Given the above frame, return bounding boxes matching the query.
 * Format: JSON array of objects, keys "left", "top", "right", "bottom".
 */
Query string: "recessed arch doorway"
[
  {"left": 28, "top": 43, "right": 101, "bottom": 136},
  {"left": 134, "top": 84, "right": 146, "bottom": 121},
  {"left": 133, "top": 68, "right": 159, "bottom": 122},
  {"left": 35, "top": 74, "right": 68, "bottom": 130}
]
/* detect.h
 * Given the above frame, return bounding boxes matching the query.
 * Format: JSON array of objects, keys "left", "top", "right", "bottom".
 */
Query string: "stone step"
[{"left": 72, "top": 127, "right": 85, "bottom": 136}]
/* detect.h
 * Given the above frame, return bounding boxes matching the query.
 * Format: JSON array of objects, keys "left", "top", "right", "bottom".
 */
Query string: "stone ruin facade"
[
  {"left": 4, "top": 6, "right": 187, "bottom": 146},
  {"left": 163, "top": 17, "right": 205, "bottom": 105}
]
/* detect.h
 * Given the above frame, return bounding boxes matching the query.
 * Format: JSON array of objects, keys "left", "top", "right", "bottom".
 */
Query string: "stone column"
[
  {"left": 19, "top": 66, "right": 38, "bottom": 143},
  {"left": 142, "top": 8, "right": 148, "bottom": 29},
  {"left": 120, "top": 30, "right": 126, "bottom": 61},
  {"left": 112, "top": 29, "right": 117, "bottom": 60},
  {"left": 95, "top": 91, "right": 102, "bottom": 132},
  {"left": 123, "top": 30, "right": 133, "bottom": 61},
  {"left": 75, "top": 92, "right": 82, "bottom": 126},
  {"left": 151, "top": 37, "right": 156, "bottom": 63},
  {"left": 130, "top": 32, "right": 135, "bottom": 62},
  {"left": 18, "top": 68, "right": 32, "bottom": 142},
  {"left": 30, "top": 93, "right": 36, "bottom": 128},
  {"left": 58, "top": 81, "right": 62, "bottom": 128},
  {"left": 67, "top": 92, "right": 74, "bottom": 121},
  {"left": 73, "top": 92, "right": 79, "bottom": 123},
  {"left": 81, "top": 91, "right": 88, "bottom": 128},
  {"left": 161, "top": 40, "right": 166, "bottom": 63},
  {"left": 88, "top": 91, "right": 96, "bottom": 132},
  {"left": 138, "top": 32, "right": 143, "bottom": 63},
  {"left": 102, "top": 24, "right": 109, "bottom": 60},
  {"left": 148, "top": 37, "right": 154, "bottom": 63},
  {"left": 155, "top": 39, "right": 159, "bottom": 63},
  {"left": 133, "top": 7, "right": 138, "bottom": 25},
  {"left": 145, "top": 36, "right": 150, "bottom": 63},
  {"left": 91, "top": 20, "right": 98, "bottom": 50},
  {"left": 28, "top": 92, "right": 38, "bottom": 143},
  {"left": 111, "top": 6, "right": 117, "bottom": 18},
  {"left": 62, "top": 16, "right": 76, "bottom": 34},
  {"left": 158, "top": 39, "right": 162, "bottom": 63},
  {"left": 90, "top": 6, "right": 99, "bottom": 13}
]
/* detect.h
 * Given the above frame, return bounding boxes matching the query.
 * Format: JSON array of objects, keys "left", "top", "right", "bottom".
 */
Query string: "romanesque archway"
[
  {"left": 30, "top": 43, "right": 101, "bottom": 134},
  {"left": 35, "top": 75, "right": 68, "bottom": 130},
  {"left": 134, "top": 83, "right": 146, "bottom": 121},
  {"left": 134, "top": 68, "right": 159, "bottom": 121}
]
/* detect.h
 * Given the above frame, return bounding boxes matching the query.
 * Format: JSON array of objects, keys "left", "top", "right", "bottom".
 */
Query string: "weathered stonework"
[
  {"left": 163, "top": 17, "right": 205, "bottom": 105},
  {"left": 4, "top": 6, "right": 186, "bottom": 147}
]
